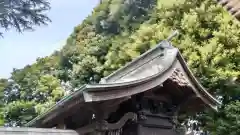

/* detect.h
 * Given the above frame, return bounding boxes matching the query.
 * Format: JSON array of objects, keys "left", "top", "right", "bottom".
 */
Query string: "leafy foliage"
[
  {"left": 213, "top": 101, "right": 240, "bottom": 135},
  {"left": 0, "top": 0, "right": 51, "bottom": 36},
  {"left": 4, "top": 101, "right": 37, "bottom": 126},
  {"left": 0, "top": 1, "right": 239, "bottom": 134}
]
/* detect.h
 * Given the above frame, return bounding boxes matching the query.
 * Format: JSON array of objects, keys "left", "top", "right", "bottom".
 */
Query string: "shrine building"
[{"left": 25, "top": 38, "right": 220, "bottom": 135}]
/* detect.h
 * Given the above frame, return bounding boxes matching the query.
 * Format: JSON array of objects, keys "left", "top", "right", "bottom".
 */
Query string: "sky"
[{"left": 0, "top": 0, "right": 99, "bottom": 78}]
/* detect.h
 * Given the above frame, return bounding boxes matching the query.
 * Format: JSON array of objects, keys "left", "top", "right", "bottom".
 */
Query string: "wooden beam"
[{"left": 144, "top": 91, "right": 172, "bottom": 104}]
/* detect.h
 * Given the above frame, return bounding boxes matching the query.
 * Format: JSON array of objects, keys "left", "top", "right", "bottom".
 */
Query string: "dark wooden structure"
[{"left": 26, "top": 40, "right": 220, "bottom": 135}]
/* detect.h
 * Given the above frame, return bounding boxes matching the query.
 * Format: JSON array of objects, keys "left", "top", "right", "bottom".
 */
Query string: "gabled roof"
[{"left": 25, "top": 40, "right": 220, "bottom": 128}]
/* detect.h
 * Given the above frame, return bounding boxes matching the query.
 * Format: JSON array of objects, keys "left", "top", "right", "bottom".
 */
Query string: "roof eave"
[
  {"left": 176, "top": 52, "right": 221, "bottom": 108},
  {"left": 25, "top": 85, "right": 87, "bottom": 127}
]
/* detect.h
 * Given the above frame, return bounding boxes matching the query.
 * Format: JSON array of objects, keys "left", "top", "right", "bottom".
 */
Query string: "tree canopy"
[
  {"left": 0, "top": 0, "right": 240, "bottom": 134},
  {"left": 0, "top": 0, "right": 51, "bottom": 36}
]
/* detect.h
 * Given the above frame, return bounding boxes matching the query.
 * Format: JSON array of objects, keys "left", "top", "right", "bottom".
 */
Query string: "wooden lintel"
[
  {"left": 144, "top": 91, "right": 172, "bottom": 103},
  {"left": 101, "top": 97, "right": 131, "bottom": 108}
]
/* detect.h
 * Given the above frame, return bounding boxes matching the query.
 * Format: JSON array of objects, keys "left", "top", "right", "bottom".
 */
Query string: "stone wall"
[{"left": 0, "top": 127, "right": 78, "bottom": 135}]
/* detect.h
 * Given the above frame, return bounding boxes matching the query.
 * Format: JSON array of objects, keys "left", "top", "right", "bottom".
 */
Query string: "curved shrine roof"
[{"left": 25, "top": 40, "right": 220, "bottom": 128}]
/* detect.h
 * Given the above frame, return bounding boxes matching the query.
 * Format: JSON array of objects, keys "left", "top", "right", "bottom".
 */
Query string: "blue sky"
[{"left": 0, "top": 0, "right": 99, "bottom": 78}]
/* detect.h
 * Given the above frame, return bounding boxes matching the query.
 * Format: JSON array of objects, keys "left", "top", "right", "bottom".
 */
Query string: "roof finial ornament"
[
  {"left": 159, "top": 30, "right": 179, "bottom": 49},
  {"left": 167, "top": 30, "right": 179, "bottom": 41}
]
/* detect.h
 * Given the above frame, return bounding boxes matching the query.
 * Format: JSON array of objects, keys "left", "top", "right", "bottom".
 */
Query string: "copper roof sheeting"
[{"left": 217, "top": 0, "right": 240, "bottom": 20}]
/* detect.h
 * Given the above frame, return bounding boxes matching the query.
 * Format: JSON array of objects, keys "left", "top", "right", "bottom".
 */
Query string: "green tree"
[
  {"left": 0, "top": 0, "right": 239, "bottom": 133},
  {"left": 1, "top": 56, "right": 64, "bottom": 126},
  {"left": 209, "top": 101, "right": 240, "bottom": 135},
  {"left": 3, "top": 101, "right": 37, "bottom": 126},
  {"left": 0, "top": 79, "right": 8, "bottom": 125},
  {"left": 0, "top": 0, "right": 51, "bottom": 36}
]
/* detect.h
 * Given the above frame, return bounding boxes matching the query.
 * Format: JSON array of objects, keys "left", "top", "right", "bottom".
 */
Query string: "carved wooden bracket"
[{"left": 76, "top": 112, "right": 137, "bottom": 134}]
